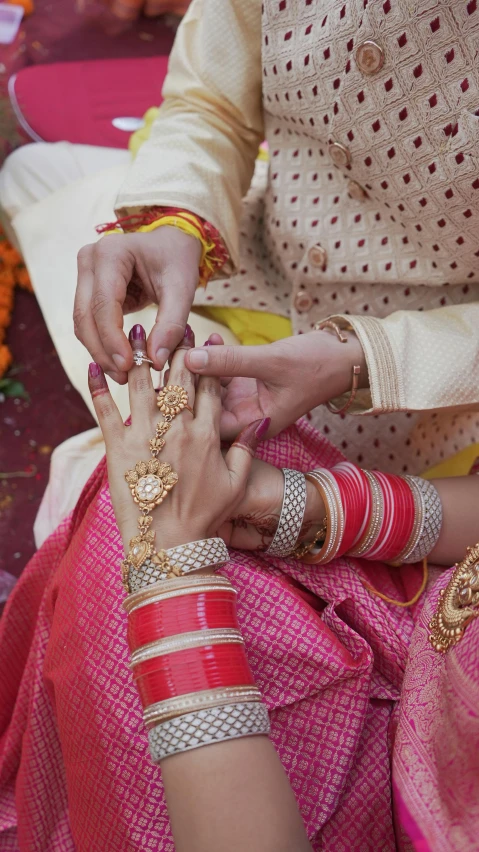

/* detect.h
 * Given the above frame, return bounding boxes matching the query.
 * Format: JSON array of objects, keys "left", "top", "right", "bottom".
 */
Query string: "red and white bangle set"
[
  {"left": 124, "top": 574, "right": 270, "bottom": 763},
  {"left": 301, "top": 462, "right": 442, "bottom": 565}
]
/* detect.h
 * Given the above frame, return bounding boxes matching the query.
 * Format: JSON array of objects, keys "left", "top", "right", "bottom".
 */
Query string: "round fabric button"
[
  {"left": 329, "top": 142, "right": 351, "bottom": 168},
  {"left": 294, "top": 290, "right": 313, "bottom": 313},
  {"left": 307, "top": 245, "right": 328, "bottom": 268},
  {"left": 347, "top": 180, "right": 367, "bottom": 201},
  {"left": 355, "top": 40, "right": 385, "bottom": 76}
]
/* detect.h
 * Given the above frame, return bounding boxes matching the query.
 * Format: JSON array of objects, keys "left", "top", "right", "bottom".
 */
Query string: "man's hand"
[
  {"left": 185, "top": 330, "right": 368, "bottom": 440},
  {"left": 74, "top": 226, "right": 201, "bottom": 383}
]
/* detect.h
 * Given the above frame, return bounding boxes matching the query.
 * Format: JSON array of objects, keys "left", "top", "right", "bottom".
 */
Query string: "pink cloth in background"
[{"left": 0, "top": 420, "right": 476, "bottom": 850}]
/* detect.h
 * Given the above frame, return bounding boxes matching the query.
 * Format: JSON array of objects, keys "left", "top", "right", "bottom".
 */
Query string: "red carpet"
[{"left": 0, "top": 3, "right": 175, "bottom": 580}]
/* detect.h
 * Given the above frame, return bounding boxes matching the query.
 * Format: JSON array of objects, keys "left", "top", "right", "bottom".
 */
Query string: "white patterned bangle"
[
  {"left": 143, "top": 686, "right": 264, "bottom": 728},
  {"left": 266, "top": 469, "right": 307, "bottom": 557},
  {"left": 402, "top": 477, "right": 442, "bottom": 563},
  {"left": 148, "top": 702, "right": 271, "bottom": 763},
  {"left": 128, "top": 537, "right": 229, "bottom": 593}
]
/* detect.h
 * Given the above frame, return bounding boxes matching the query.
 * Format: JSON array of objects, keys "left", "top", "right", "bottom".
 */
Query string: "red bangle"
[
  {"left": 332, "top": 463, "right": 371, "bottom": 555},
  {"left": 127, "top": 590, "right": 238, "bottom": 652},
  {"left": 385, "top": 474, "right": 415, "bottom": 560},
  {"left": 365, "top": 472, "right": 415, "bottom": 561},
  {"left": 133, "top": 644, "right": 255, "bottom": 709}
]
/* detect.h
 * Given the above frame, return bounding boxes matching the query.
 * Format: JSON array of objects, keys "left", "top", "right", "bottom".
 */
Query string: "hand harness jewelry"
[{"left": 121, "top": 385, "right": 192, "bottom": 593}]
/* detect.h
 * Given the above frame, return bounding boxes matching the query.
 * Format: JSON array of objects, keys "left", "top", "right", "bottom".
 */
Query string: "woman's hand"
[
  {"left": 75, "top": 227, "right": 201, "bottom": 385},
  {"left": 87, "top": 323, "right": 269, "bottom": 553},
  {"left": 220, "top": 458, "right": 325, "bottom": 551},
  {"left": 185, "top": 329, "right": 368, "bottom": 441}
]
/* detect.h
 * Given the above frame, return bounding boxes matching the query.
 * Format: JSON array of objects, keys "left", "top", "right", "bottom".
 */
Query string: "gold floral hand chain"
[{"left": 121, "top": 386, "right": 190, "bottom": 593}]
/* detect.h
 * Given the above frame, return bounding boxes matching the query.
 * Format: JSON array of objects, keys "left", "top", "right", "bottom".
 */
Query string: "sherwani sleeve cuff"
[{"left": 329, "top": 304, "right": 479, "bottom": 415}]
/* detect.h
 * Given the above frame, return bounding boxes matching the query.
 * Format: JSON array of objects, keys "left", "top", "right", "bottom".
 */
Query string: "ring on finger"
[
  {"left": 157, "top": 384, "right": 194, "bottom": 416},
  {"left": 133, "top": 350, "right": 154, "bottom": 367}
]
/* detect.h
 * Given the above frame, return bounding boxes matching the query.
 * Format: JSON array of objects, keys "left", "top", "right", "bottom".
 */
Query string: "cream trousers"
[{"left": 0, "top": 142, "right": 238, "bottom": 544}]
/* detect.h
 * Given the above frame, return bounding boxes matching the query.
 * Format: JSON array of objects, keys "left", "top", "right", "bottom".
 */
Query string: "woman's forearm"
[
  {"left": 161, "top": 736, "right": 312, "bottom": 852},
  {"left": 428, "top": 475, "right": 479, "bottom": 565},
  {"left": 297, "top": 470, "right": 479, "bottom": 568}
]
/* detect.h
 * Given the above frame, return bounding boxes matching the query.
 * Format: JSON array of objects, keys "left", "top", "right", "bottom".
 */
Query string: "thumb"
[
  {"left": 225, "top": 418, "right": 270, "bottom": 485},
  {"left": 186, "top": 343, "right": 279, "bottom": 380}
]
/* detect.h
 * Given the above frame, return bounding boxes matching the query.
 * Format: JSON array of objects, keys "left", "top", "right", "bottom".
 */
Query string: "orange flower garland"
[{"left": 0, "top": 226, "right": 33, "bottom": 378}]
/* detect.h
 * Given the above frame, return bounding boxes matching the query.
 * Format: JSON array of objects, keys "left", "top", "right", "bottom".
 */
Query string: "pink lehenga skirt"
[{"left": 0, "top": 421, "right": 477, "bottom": 851}]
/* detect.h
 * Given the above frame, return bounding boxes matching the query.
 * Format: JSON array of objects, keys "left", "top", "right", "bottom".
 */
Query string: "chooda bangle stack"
[
  {"left": 294, "top": 461, "right": 442, "bottom": 565},
  {"left": 120, "top": 383, "right": 269, "bottom": 763}
]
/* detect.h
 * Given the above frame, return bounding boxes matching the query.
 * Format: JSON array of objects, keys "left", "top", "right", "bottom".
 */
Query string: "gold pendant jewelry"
[
  {"left": 429, "top": 542, "right": 479, "bottom": 653},
  {"left": 122, "top": 385, "right": 191, "bottom": 594},
  {"left": 125, "top": 459, "right": 178, "bottom": 509}
]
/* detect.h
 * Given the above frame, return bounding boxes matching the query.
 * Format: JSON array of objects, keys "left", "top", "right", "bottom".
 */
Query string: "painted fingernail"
[
  {"left": 88, "top": 362, "right": 102, "bottom": 378},
  {"left": 112, "top": 354, "right": 127, "bottom": 370},
  {"left": 233, "top": 418, "right": 270, "bottom": 453},
  {"left": 203, "top": 340, "right": 212, "bottom": 346},
  {"left": 183, "top": 323, "right": 195, "bottom": 345},
  {"left": 188, "top": 349, "right": 208, "bottom": 369},
  {"left": 155, "top": 347, "right": 169, "bottom": 368},
  {"left": 88, "top": 362, "right": 108, "bottom": 395},
  {"left": 254, "top": 417, "right": 271, "bottom": 441},
  {"left": 129, "top": 324, "right": 146, "bottom": 342}
]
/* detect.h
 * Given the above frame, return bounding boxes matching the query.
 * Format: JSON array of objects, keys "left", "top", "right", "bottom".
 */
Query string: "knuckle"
[
  {"left": 222, "top": 347, "right": 243, "bottom": 374},
  {"left": 131, "top": 375, "right": 152, "bottom": 396},
  {"left": 201, "top": 380, "right": 221, "bottom": 399},
  {"left": 90, "top": 289, "right": 112, "bottom": 319},
  {"left": 77, "top": 244, "right": 93, "bottom": 267},
  {"left": 94, "top": 235, "right": 120, "bottom": 257},
  {"left": 73, "top": 306, "right": 87, "bottom": 340},
  {"left": 175, "top": 366, "right": 193, "bottom": 388},
  {"left": 98, "top": 400, "right": 118, "bottom": 423}
]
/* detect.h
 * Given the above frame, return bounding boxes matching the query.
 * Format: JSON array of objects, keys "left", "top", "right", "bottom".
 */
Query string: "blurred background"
[{"left": 0, "top": 0, "right": 187, "bottom": 598}]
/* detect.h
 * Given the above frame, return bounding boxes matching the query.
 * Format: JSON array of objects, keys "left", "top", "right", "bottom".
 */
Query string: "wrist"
[
  {"left": 153, "top": 525, "right": 210, "bottom": 552},
  {"left": 299, "top": 480, "right": 326, "bottom": 542},
  {"left": 319, "top": 327, "right": 368, "bottom": 395}
]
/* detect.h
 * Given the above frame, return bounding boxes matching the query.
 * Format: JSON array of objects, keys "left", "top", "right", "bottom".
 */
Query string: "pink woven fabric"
[
  {"left": 0, "top": 420, "right": 465, "bottom": 851},
  {"left": 393, "top": 573, "right": 479, "bottom": 852}
]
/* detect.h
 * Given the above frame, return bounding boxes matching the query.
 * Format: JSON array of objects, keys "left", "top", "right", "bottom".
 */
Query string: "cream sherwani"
[{"left": 116, "top": 0, "right": 479, "bottom": 474}]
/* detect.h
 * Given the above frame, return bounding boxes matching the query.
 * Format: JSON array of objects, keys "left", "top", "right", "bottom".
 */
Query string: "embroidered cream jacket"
[{"left": 116, "top": 0, "right": 479, "bottom": 474}]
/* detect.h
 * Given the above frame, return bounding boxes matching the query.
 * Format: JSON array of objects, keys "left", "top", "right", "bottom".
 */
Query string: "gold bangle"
[
  {"left": 315, "top": 320, "right": 361, "bottom": 415},
  {"left": 292, "top": 519, "right": 327, "bottom": 560},
  {"left": 302, "top": 471, "right": 343, "bottom": 564}
]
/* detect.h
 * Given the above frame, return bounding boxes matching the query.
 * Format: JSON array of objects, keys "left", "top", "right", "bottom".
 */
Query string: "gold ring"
[{"left": 157, "top": 385, "right": 193, "bottom": 417}]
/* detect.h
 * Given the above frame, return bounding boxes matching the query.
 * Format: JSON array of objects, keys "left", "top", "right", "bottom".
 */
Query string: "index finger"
[
  {"left": 75, "top": 244, "right": 127, "bottom": 383},
  {"left": 91, "top": 237, "right": 135, "bottom": 373}
]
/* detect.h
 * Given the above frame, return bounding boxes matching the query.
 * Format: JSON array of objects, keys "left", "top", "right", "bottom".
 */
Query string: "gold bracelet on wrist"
[{"left": 314, "top": 319, "right": 361, "bottom": 415}]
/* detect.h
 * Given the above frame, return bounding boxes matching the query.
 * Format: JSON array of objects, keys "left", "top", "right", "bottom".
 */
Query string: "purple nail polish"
[
  {"left": 255, "top": 417, "right": 271, "bottom": 441},
  {"left": 204, "top": 340, "right": 212, "bottom": 346},
  {"left": 88, "top": 362, "right": 102, "bottom": 378},
  {"left": 233, "top": 417, "right": 270, "bottom": 453},
  {"left": 184, "top": 323, "right": 194, "bottom": 344},
  {"left": 129, "top": 324, "right": 146, "bottom": 342},
  {"left": 88, "top": 362, "right": 108, "bottom": 395}
]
